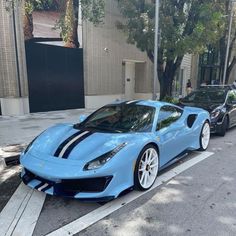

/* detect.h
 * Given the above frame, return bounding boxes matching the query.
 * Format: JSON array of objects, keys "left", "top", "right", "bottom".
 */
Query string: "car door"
[
  {"left": 156, "top": 105, "right": 187, "bottom": 166},
  {"left": 226, "top": 90, "right": 236, "bottom": 126}
]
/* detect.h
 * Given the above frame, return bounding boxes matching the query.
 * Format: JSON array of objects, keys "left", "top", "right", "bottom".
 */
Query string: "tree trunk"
[
  {"left": 64, "top": 0, "right": 79, "bottom": 48},
  {"left": 23, "top": 12, "right": 33, "bottom": 40},
  {"left": 159, "top": 73, "right": 173, "bottom": 100},
  {"left": 158, "top": 57, "right": 183, "bottom": 100},
  {"left": 146, "top": 50, "right": 183, "bottom": 101}
]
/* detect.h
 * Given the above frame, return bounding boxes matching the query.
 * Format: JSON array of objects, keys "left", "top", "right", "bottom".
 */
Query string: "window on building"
[{"left": 199, "top": 47, "right": 221, "bottom": 86}]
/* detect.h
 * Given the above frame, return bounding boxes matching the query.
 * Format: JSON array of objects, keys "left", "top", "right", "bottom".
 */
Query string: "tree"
[
  {"left": 218, "top": 0, "right": 236, "bottom": 84},
  {"left": 116, "top": 0, "right": 224, "bottom": 99},
  {"left": 23, "top": 0, "right": 34, "bottom": 40},
  {"left": 52, "top": 0, "right": 105, "bottom": 47},
  {"left": 7, "top": 0, "right": 105, "bottom": 47}
]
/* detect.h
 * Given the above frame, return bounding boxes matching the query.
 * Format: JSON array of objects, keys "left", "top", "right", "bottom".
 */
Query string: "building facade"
[
  {"left": 82, "top": 0, "right": 154, "bottom": 108},
  {"left": 0, "top": 1, "right": 29, "bottom": 115},
  {"left": 0, "top": 0, "right": 193, "bottom": 115}
]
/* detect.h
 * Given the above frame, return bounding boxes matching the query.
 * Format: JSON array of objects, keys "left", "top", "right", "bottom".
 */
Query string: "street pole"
[
  {"left": 153, "top": 0, "right": 160, "bottom": 100},
  {"left": 12, "top": 1, "right": 22, "bottom": 97},
  {"left": 222, "top": 0, "right": 235, "bottom": 85}
]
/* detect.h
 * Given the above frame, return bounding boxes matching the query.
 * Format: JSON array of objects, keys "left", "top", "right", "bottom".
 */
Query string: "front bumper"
[
  {"left": 20, "top": 150, "right": 134, "bottom": 200},
  {"left": 210, "top": 120, "right": 223, "bottom": 133},
  {"left": 21, "top": 168, "right": 114, "bottom": 200}
]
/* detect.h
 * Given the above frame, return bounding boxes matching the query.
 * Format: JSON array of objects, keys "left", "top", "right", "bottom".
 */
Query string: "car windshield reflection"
[
  {"left": 77, "top": 104, "right": 155, "bottom": 133},
  {"left": 182, "top": 90, "right": 227, "bottom": 103}
]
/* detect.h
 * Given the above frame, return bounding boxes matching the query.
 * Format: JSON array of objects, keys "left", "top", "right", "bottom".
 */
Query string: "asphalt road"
[
  {"left": 77, "top": 129, "right": 236, "bottom": 236},
  {"left": 0, "top": 127, "right": 236, "bottom": 236}
]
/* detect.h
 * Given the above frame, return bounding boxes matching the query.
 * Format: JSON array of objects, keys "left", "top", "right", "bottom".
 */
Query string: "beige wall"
[
  {"left": 190, "top": 54, "right": 199, "bottom": 89},
  {"left": 0, "top": 1, "right": 28, "bottom": 98},
  {"left": 82, "top": 0, "right": 154, "bottom": 96}
]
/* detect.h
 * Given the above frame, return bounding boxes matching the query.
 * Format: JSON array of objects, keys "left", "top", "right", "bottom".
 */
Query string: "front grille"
[
  {"left": 22, "top": 168, "right": 54, "bottom": 185},
  {"left": 22, "top": 169, "right": 112, "bottom": 195}
]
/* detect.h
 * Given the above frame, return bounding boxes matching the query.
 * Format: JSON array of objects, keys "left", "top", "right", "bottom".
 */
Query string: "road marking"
[
  {"left": 46, "top": 151, "right": 214, "bottom": 236},
  {"left": 0, "top": 182, "right": 46, "bottom": 236}
]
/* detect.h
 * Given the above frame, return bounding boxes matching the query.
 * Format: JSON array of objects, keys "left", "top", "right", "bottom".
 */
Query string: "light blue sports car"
[{"left": 20, "top": 100, "right": 210, "bottom": 201}]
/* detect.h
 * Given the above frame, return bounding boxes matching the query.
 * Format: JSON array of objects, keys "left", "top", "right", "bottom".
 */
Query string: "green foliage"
[
  {"left": 117, "top": 0, "right": 224, "bottom": 61},
  {"left": 5, "top": 0, "right": 60, "bottom": 12},
  {"left": 32, "top": 0, "right": 59, "bottom": 11},
  {"left": 54, "top": 13, "right": 67, "bottom": 40},
  {"left": 24, "top": 1, "right": 34, "bottom": 14},
  {"left": 116, "top": 0, "right": 225, "bottom": 98},
  {"left": 80, "top": 0, "right": 105, "bottom": 25},
  {"left": 54, "top": 0, "right": 105, "bottom": 46},
  {"left": 162, "top": 96, "right": 179, "bottom": 104}
]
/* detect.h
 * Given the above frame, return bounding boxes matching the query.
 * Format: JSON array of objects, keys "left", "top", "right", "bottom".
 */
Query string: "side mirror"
[{"left": 79, "top": 114, "right": 88, "bottom": 123}]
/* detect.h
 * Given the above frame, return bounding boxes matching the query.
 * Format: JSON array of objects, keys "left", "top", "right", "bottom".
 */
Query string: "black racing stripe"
[
  {"left": 34, "top": 182, "right": 45, "bottom": 190},
  {"left": 54, "top": 130, "right": 84, "bottom": 157},
  {"left": 61, "top": 131, "right": 94, "bottom": 159},
  {"left": 41, "top": 184, "right": 53, "bottom": 192}
]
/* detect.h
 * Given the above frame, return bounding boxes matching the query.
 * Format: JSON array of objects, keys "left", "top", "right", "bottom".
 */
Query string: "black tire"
[
  {"left": 198, "top": 121, "right": 210, "bottom": 151},
  {"left": 134, "top": 144, "right": 159, "bottom": 191},
  {"left": 218, "top": 116, "right": 229, "bottom": 137}
]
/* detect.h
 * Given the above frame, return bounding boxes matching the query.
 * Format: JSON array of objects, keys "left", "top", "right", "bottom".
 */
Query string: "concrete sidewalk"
[
  {"left": 0, "top": 108, "right": 93, "bottom": 147},
  {"left": 0, "top": 109, "right": 93, "bottom": 169}
]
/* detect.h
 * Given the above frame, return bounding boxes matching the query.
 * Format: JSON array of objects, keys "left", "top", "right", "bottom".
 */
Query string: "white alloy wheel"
[
  {"left": 136, "top": 147, "right": 159, "bottom": 190},
  {"left": 200, "top": 121, "right": 210, "bottom": 150}
]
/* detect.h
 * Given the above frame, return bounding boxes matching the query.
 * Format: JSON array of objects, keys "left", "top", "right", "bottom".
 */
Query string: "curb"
[
  {"left": 0, "top": 155, "right": 20, "bottom": 170},
  {"left": 0, "top": 144, "right": 26, "bottom": 170},
  {"left": 0, "top": 158, "right": 6, "bottom": 171}
]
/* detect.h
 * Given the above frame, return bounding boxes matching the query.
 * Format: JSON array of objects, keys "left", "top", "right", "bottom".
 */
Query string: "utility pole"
[
  {"left": 223, "top": 0, "right": 235, "bottom": 85},
  {"left": 153, "top": 0, "right": 160, "bottom": 100},
  {"left": 12, "top": 1, "right": 22, "bottom": 97}
]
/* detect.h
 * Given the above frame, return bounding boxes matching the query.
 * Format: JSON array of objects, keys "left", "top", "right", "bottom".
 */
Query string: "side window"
[{"left": 157, "top": 106, "right": 183, "bottom": 130}]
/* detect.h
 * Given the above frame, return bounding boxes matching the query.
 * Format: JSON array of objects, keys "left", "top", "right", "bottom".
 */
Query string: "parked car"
[
  {"left": 179, "top": 86, "right": 236, "bottom": 136},
  {"left": 20, "top": 100, "right": 210, "bottom": 201}
]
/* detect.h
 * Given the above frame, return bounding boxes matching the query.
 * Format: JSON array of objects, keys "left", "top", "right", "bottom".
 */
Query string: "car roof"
[
  {"left": 199, "top": 85, "right": 232, "bottom": 91},
  {"left": 109, "top": 100, "right": 175, "bottom": 108}
]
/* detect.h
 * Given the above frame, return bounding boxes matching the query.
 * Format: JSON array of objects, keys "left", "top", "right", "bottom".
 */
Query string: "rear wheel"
[
  {"left": 218, "top": 116, "right": 229, "bottom": 137},
  {"left": 134, "top": 145, "right": 159, "bottom": 191},
  {"left": 199, "top": 121, "right": 210, "bottom": 151}
]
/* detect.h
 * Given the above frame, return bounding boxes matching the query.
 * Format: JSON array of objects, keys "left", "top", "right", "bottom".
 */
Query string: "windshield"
[
  {"left": 182, "top": 90, "right": 227, "bottom": 103},
  {"left": 77, "top": 104, "right": 155, "bottom": 133}
]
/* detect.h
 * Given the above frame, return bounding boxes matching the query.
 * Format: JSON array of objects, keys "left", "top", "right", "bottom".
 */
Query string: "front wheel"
[
  {"left": 198, "top": 121, "right": 210, "bottom": 151},
  {"left": 134, "top": 145, "right": 159, "bottom": 191}
]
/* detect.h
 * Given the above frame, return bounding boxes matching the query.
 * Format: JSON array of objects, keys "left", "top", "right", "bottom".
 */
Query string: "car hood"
[
  {"left": 180, "top": 102, "right": 222, "bottom": 112},
  {"left": 31, "top": 124, "right": 148, "bottom": 162}
]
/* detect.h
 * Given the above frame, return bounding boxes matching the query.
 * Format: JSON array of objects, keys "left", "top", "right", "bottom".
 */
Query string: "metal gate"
[{"left": 25, "top": 38, "right": 85, "bottom": 113}]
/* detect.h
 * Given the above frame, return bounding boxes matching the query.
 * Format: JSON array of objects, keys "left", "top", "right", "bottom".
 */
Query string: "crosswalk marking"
[{"left": 0, "top": 183, "right": 46, "bottom": 236}]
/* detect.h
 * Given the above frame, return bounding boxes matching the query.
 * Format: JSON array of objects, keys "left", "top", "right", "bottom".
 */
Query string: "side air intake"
[{"left": 187, "top": 114, "right": 197, "bottom": 128}]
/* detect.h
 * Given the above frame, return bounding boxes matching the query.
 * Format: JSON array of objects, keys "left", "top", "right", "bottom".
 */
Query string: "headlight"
[
  {"left": 210, "top": 110, "right": 221, "bottom": 120},
  {"left": 84, "top": 143, "right": 127, "bottom": 171}
]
